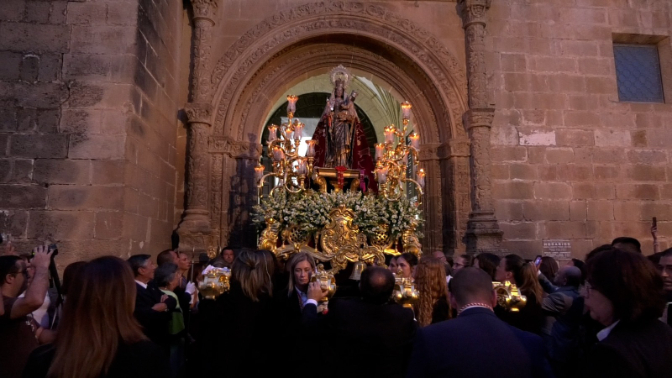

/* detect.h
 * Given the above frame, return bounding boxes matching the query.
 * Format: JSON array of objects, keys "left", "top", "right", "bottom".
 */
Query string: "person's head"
[
  {"left": 611, "top": 237, "right": 641, "bottom": 254},
  {"left": 0, "top": 255, "right": 28, "bottom": 297},
  {"left": 554, "top": 266, "right": 582, "bottom": 288},
  {"left": 657, "top": 248, "right": 672, "bottom": 293},
  {"left": 449, "top": 267, "right": 497, "bottom": 311},
  {"left": 584, "top": 247, "right": 664, "bottom": 326},
  {"left": 397, "top": 253, "right": 418, "bottom": 279},
  {"left": 62, "top": 261, "right": 87, "bottom": 298},
  {"left": 453, "top": 254, "right": 473, "bottom": 273},
  {"left": 388, "top": 256, "right": 398, "bottom": 272},
  {"left": 157, "top": 249, "right": 177, "bottom": 266},
  {"left": 176, "top": 252, "right": 190, "bottom": 273},
  {"left": 567, "top": 258, "right": 586, "bottom": 283},
  {"left": 127, "top": 254, "right": 155, "bottom": 283},
  {"left": 539, "top": 256, "right": 559, "bottom": 282},
  {"left": 432, "top": 251, "right": 447, "bottom": 264},
  {"left": 286, "top": 252, "right": 316, "bottom": 294},
  {"left": 335, "top": 82, "right": 344, "bottom": 98},
  {"left": 360, "top": 267, "right": 394, "bottom": 304},
  {"left": 232, "top": 249, "right": 275, "bottom": 302},
  {"left": 473, "top": 252, "right": 500, "bottom": 280},
  {"left": 585, "top": 244, "right": 613, "bottom": 262},
  {"left": 49, "top": 256, "right": 145, "bottom": 378},
  {"left": 154, "top": 263, "right": 180, "bottom": 291},
  {"left": 221, "top": 247, "right": 235, "bottom": 264},
  {"left": 415, "top": 257, "right": 451, "bottom": 326},
  {"left": 497, "top": 254, "right": 542, "bottom": 303}
]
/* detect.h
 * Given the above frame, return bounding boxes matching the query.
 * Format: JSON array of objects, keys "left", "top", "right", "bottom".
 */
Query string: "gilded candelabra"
[
  {"left": 374, "top": 101, "right": 425, "bottom": 204},
  {"left": 493, "top": 280, "right": 527, "bottom": 312},
  {"left": 392, "top": 269, "right": 419, "bottom": 310},
  {"left": 255, "top": 95, "right": 316, "bottom": 196},
  {"left": 198, "top": 268, "right": 231, "bottom": 300}
]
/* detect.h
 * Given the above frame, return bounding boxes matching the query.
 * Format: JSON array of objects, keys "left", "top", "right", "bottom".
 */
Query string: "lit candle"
[
  {"left": 254, "top": 164, "right": 265, "bottom": 182},
  {"left": 306, "top": 140, "right": 316, "bottom": 157},
  {"left": 287, "top": 95, "right": 298, "bottom": 114},
  {"left": 401, "top": 101, "right": 412, "bottom": 120},
  {"left": 294, "top": 122, "right": 304, "bottom": 140},
  {"left": 377, "top": 165, "right": 388, "bottom": 184},
  {"left": 268, "top": 124, "right": 278, "bottom": 142},
  {"left": 384, "top": 125, "right": 395, "bottom": 144},
  {"left": 272, "top": 147, "right": 285, "bottom": 161},
  {"left": 375, "top": 143, "right": 385, "bottom": 160},
  {"left": 297, "top": 158, "right": 307, "bottom": 175},
  {"left": 417, "top": 168, "right": 425, "bottom": 188},
  {"left": 285, "top": 128, "right": 293, "bottom": 141},
  {"left": 409, "top": 132, "right": 420, "bottom": 150}
]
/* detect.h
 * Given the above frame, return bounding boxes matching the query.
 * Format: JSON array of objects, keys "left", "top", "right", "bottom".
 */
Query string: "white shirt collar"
[
  {"left": 596, "top": 320, "right": 620, "bottom": 341},
  {"left": 135, "top": 280, "right": 148, "bottom": 289}
]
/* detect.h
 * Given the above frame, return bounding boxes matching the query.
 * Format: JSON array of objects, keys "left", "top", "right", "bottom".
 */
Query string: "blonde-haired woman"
[{"left": 414, "top": 257, "right": 452, "bottom": 327}]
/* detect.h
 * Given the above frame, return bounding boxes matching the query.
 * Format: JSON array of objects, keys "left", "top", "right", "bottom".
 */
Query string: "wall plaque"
[{"left": 542, "top": 239, "right": 571, "bottom": 261}]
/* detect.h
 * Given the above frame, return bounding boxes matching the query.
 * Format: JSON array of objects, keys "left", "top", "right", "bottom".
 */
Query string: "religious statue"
[{"left": 311, "top": 65, "right": 377, "bottom": 192}]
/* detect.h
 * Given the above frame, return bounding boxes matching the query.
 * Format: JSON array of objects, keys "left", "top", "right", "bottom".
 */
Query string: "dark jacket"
[
  {"left": 585, "top": 318, "right": 672, "bottom": 378},
  {"left": 302, "top": 297, "right": 417, "bottom": 378},
  {"left": 407, "top": 307, "right": 553, "bottom": 378},
  {"left": 133, "top": 282, "right": 174, "bottom": 347},
  {"left": 22, "top": 340, "right": 169, "bottom": 378},
  {"left": 496, "top": 291, "right": 544, "bottom": 334},
  {"left": 196, "top": 281, "right": 278, "bottom": 377}
]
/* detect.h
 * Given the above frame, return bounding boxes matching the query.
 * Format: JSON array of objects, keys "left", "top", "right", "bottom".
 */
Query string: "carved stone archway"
[{"left": 178, "top": 0, "right": 501, "bottom": 256}]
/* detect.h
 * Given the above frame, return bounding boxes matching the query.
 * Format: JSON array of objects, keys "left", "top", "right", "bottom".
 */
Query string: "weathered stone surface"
[
  {"left": 0, "top": 185, "right": 46, "bottom": 209},
  {"left": 33, "top": 159, "right": 90, "bottom": 185},
  {"left": 27, "top": 211, "right": 95, "bottom": 240},
  {"left": 48, "top": 185, "right": 123, "bottom": 210},
  {"left": 10, "top": 134, "right": 68, "bottom": 158}
]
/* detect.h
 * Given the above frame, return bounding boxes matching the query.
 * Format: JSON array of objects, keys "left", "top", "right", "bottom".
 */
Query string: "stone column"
[
  {"left": 176, "top": 0, "right": 219, "bottom": 253},
  {"left": 459, "top": 0, "right": 503, "bottom": 254}
]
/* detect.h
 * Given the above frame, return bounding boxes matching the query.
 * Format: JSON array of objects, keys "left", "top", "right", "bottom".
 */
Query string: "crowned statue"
[{"left": 311, "top": 65, "right": 377, "bottom": 192}]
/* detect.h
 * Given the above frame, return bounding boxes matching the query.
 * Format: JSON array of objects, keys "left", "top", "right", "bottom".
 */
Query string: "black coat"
[
  {"left": 133, "top": 282, "right": 174, "bottom": 348},
  {"left": 22, "top": 340, "right": 169, "bottom": 378},
  {"left": 585, "top": 318, "right": 672, "bottom": 378},
  {"left": 406, "top": 307, "right": 553, "bottom": 378},
  {"left": 196, "top": 281, "right": 279, "bottom": 377},
  {"left": 302, "top": 297, "right": 417, "bottom": 378}
]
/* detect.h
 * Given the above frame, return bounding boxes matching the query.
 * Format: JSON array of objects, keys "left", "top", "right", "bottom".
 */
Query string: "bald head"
[
  {"left": 449, "top": 267, "right": 494, "bottom": 308},
  {"left": 360, "top": 267, "right": 395, "bottom": 304},
  {"left": 555, "top": 266, "right": 582, "bottom": 287}
]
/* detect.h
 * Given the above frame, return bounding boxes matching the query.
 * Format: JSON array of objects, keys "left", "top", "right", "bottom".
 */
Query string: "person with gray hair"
[{"left": 406, "top": 268, "right": 552, "bottom": 378}]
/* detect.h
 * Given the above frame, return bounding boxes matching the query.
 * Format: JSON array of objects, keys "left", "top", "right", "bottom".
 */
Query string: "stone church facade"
[{"left": 1, "top": 0, "right": 670, "bottom": 266}]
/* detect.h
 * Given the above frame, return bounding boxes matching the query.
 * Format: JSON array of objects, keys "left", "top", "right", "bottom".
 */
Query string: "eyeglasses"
[{"left": 12, "top": 269, "right": 28, "bottom": 277}]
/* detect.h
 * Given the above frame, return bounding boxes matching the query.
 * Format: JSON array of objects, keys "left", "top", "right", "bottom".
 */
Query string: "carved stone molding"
[
  {"left": 459, "top": 0, "right": 502, "bottom": 253},
  {"left": 184, "top": 102, "right": 213, "bottom": 125},
  {"left": 190, "top": 0, "right": 219, "bottom": 23},
  {"left": 459, "top": 0, "right": 491, "bottom": 28},
  {"left": 210, "top": 2, "right": 469, "bottom": 140},
  {"left": 208, "top": 136, "right": 262, "bottom": 159}
]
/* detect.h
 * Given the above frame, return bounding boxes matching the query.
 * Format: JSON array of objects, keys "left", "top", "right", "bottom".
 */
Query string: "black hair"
[
  {"left": 611, "top": 237, "right": 642, "bottom": 254},
  {"left": 0, "top": 255, "right": 21, "bottom": 285},
  {"left": 157, "top": 249, "right": 175, "bottom": 266}
]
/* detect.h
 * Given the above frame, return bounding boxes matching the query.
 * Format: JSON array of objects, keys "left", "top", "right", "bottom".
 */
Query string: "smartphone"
[{"left": 534, "top": 256, "right": 542, "bottom": 267}]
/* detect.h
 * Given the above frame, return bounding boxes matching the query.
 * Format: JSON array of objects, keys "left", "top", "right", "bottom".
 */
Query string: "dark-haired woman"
[
  {"left": 197, "top": 249, "right": 278, "bottom": 377},
  {"left": 23, "top": 256, "right": 168, "bottom": 378},
  {"left": 396, "top": 252, "right": 418, "bottom": 279},
  {"left": 495, "top": 254, "right": 544, "bottom": 334},
  {"left": 583, "top": 247, "right": 672, "bottom": 378},
  {"left": 473, "top": 252, "right": 500, "bottom": 280}
]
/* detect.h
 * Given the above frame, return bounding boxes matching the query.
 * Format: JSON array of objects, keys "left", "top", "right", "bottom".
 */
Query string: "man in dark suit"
[
  {"left": 127, "top": 254, "right": 174, "bottom": 351},
  {"left": 304, "top": 266, "right": 416, "bottom": 378},
  {"left": 406, "top": 267, "right": 553, "bottom": 378}
]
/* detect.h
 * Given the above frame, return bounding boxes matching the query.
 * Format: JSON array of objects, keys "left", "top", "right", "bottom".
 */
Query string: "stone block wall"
[
  {"left": 488, "top": 0, "right": 672, "bottom": 258},
  {"left": 0, "top": 0, "right": 185, "bottom": 267}
]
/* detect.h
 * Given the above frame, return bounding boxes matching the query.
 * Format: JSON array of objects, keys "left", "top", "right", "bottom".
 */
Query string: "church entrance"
[{"left": 189, "top": 5, "right": 473, "bottom": 255}]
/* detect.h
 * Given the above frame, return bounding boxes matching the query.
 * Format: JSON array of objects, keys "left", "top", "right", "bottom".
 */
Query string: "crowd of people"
[{"left": 1, "top": 235, "right": 672, "bottom": 378}]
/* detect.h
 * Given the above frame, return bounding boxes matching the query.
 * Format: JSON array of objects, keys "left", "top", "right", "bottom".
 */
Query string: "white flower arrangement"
[{"left": 252, "top": 190, "right": 424, "bottom": 240}]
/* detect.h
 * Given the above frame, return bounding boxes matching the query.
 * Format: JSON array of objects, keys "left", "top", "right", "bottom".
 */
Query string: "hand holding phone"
[{"left": 534, "top": 256, "right": 542, "bottom": 267}]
